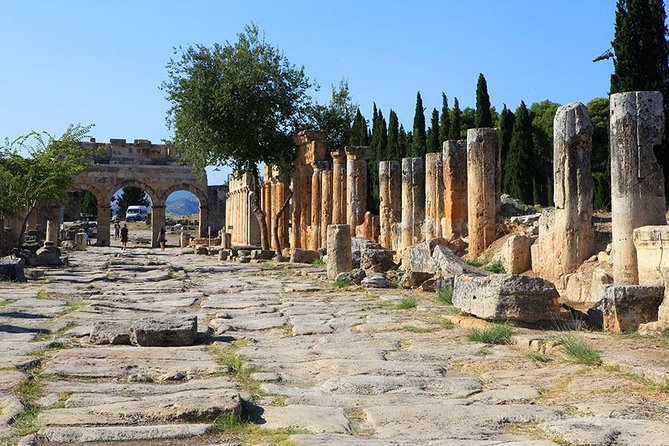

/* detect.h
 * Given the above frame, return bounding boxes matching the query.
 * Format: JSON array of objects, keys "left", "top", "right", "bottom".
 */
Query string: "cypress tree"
[
  {"left": 475, "top": 73, "right": 493, "bottom": 128},
  {"left": 504, "top": 101, "right": 534, "bottom": 204},
  {"left": 498, "top": 104, "right": 515, "bottom": 193},
  {"left": 387, "top": 110, "right": 400, "bottom": 161},
  {"left": 610, "top": 0, "right": 669, "bottom": 200},
  {"left": 449, "top": 98, "right": 462, "bottom": 140},
  {"left": 426, "top": 108, "right": 440, "bottom": 152},
  {"left": 349, "top": 108, "right": 369, "bottom": 146},
  {"left": 368, "top": 107, "right": 387, "bottom": 214},
  {"left": 398, "top": 125, "right": 409, "bottom": 159},
  {"left": 411, "top": 92, "right": 427, "bottom": 157},
  {"left": 439, "top": 93, "right": 450, "bottom": 143}
]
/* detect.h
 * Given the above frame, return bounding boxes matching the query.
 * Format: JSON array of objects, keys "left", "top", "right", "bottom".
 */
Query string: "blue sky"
[{"left": 1, "top": 1, "right": 623, "bottom": 185}]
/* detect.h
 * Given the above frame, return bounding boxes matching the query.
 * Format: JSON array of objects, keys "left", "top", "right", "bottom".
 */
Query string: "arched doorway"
[
  {"left": 109, "top": 182, "right": 155, "bottom": 248},
  {"left": 161, "top": 184, "right": 209, "bottom": 241},
  {"left": 165, "top": 190, "right": 201, "bottom": 247}
]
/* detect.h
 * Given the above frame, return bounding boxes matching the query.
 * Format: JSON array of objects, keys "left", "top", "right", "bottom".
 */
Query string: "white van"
[{"left": 125, "top": 205, "right": 150, "bottom": 222}]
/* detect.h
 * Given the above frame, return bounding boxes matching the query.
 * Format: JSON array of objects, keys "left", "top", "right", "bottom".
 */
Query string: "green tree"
[
  {"left": 587, "top": 97, "right": 611, "bottom": 210},
  {"left": 498, "top": 104, "right": 515, "bottom": 193},
  {"left": 426, "top": 108, "right": 440, "bottom": 152},
  {"left": 80, "top": 191, "right": 98, "bottom": 217},
  {"left": 529, "top": 100, "right": 560, "bottom": 206},
  {"left": 504, "top": 101, "right": 534, "bottom": 204},
  {"left": 439, "top": 94, "right": 450, "bottom": 143},
  {"left": 310, "top": 80, "right": 356, "bottom": 151},
  {"left": 349, "top": 108, "right": 369, "bottom": 146},
  {"left": 387, "top": 109, "right": 401, "bottom": 161},
  {"left": 114, "top": 187, "right": 150, "bottom": 221},
  {"left": 460, "top": 107, "right": 476, "bottom": 137},
  {"left": 450, "top": 98, "right": 462, "bottom": 140},
  {"left": 411, "top": 91, "right": 427, "bottom": 157},
  {"left": 475, "top": 73, "right": 493, "bottom": 127},
  {"left": 162, "top": 24, "right": 313, "bottom": 250},
  {"left": 369, "top": 106, "right": 387, "bottom": 213},
  {"left": 398, "top": 125, "right": 409, "bottom": 159},
  {"left": 0, "top": 124, "right": 93, "bottom": 246},
  {"left": 610, "top": 0, "right": 669, "bottom": 199}
]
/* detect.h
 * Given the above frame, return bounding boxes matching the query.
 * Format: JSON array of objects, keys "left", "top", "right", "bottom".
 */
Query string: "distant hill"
[{"left": 166, "top": 197, "right": 200, "bottom": 215}]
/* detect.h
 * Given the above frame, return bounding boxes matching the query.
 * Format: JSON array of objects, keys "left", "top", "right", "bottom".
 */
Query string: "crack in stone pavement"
[{"left": 2, "top": 247, "right": 669, "bottom": 445}]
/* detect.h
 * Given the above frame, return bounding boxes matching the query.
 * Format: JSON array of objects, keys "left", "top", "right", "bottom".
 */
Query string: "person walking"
[
  {"left": 114, "top": 221, "right": 120, "bottom": 240},
  {"left": 157, "top": 227, "right": 167, "bottom": 252},
  {"left": 120, "top": 224, "right": 129, "bottom": 250}
]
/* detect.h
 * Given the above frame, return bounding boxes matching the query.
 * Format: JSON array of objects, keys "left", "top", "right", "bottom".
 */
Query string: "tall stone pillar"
[
  {"left": 467, "top": 128, "right": 500, "bottom": 258},
  {"left": 401, "top": 157, "right": 425, "bottom": 252},
  {"left": 345, "top": 146, "right": 369, "bottom": 230},
  {"left": 532, "top": 102, "right": 595, "bottom": 286},
  {"left": 198, "top": 205, "right": 209, "bottom": 238},
  {"left": 379, "top": 161, "right": 402, "bottom": 250},
  {"left": 96, "top": 204, "right": 111, "bottom": 246},
  {"left": 308, "top": 161, "right": 327, "bottom": 250},
  {"left": 152, "top": 204, "right": 166, "bottom": 248},
  {"left": 272, "top": 180, "right": 289, "bottom": 251},
  {"left": 320, "top": 167, "right": 333, "bottom": 249},
  {"left": 331, "top": 150, "right": 347, "bottom": 224},
  {"left": 611, "top": 91, "right": 666, "bottom": 284},
  {"left": 424, "top": 152, "right": 444, "bottom": 240},
  {"left": 326, "top": 224, "right": 352, "bottom": 280},
  {"left": 262, "top": 175, "right": 272, "bottom": 239},
  {"left": 45, "top": 219, "right": 58, "bottom": 245},
  {"left": 443, "top": 140, "right": 468, "bottom": 240}
]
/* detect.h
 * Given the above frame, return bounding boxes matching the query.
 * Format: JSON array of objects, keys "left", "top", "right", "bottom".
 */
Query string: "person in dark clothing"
[
  {"left": 157, "top": 227, "right": 167, "bottom": 251},
  {"left": 120, "top": 224, "right": 129, "bottom": 250}
]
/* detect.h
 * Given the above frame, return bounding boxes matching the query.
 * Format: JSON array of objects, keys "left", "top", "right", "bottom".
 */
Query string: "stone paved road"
[{"left": 1, "top": 247, "right": 669, "bottom": 445}]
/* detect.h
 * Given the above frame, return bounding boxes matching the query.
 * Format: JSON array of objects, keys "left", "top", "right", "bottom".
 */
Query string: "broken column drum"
[
  {"left": 379, "top": 160, "right": 402, "bottom": 250},
  {"left": 610, "top": 91, "right": 666, "bottom": 284},
  {"left": 401, "top": 157, "right": 425, "bottom": 253},
  {"left": 345, "top": 146, "right": 369, "bottom": 231},
  {"left": 532, "top": 102, "right": 595, "bottom": 285},
  {"left": 326, "top": 224, "right": 353, "bottom": 280},
  {"left": 424, "top": 152, "right": 444, "bottom": 240},
  {"left": 442, "top": 140, "right": 468, "bottom": 240},
  {"left": 467, "top": 128, "right": 500, "bottom": 258}
]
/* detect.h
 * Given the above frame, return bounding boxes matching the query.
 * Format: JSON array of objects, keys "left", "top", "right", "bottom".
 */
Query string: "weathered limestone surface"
[
  {"left": 356, "top": 211, "right": 380, "bottom": 242},
  {"left": 226, "top": 172, "right": 261, "bottom": 246},
  {"left": 424, "top": 152, "right": 444, "bottom": 240},
  {"left": 532, "top": 102, "right": 595, "bottom": 286},
  {"left": 320, "top": 167, "right": 333, "bottom": 249},
  {"left": 327, "top": 224, "right": 353, "bottom": 280},
  {"left": 467, "top": 128, "right": 500, "bottom": 258},
  {"left": 401, "top": 158, "right": 425, "bottom": 255},
  {"left": 453, "top": 274, "right": 560, "bottom": 322},
  {"left": 610, "top": 91, "right": 666, "bottom": 284},
  {"left": 379, "top": 161, "right": 401, "bottom": 250},
  {"left": 330, "top": 150, "right": 347, "bottom": 225},
  {"left": 601, "top": 285, "right": 664, "bottom": 333},
  {"left": 634, "top": 226, "right": 669, "bottom": 325},
  {"left": 308, "top": 161, "right": 327, "bottom": 251},
  {"left": 346, "top": 146, "right": 370, "bottom": 230},
  {"left": 443, "top": 140, "right": 468, "bottom": 240},
  {"left": 487, "top": 233, "right": 534, "bottom": 274}
]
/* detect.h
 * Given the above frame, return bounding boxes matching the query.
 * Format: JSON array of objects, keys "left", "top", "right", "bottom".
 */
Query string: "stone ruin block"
[
  {"left": 486, "top": 234, "right": 534, "bottom": 274},
  {"left": 633, "top": 225, "right": 669, "bottom": 327},
  {"left": 327, "top": 224, "right": 352, "bottom": 280},
  {"left": 290, "top": 248, "right": 321, "bottom": 264},
  {"left": 563, "top": 269, "right": 613, "bottom": 306},
  {"left": 453, "top": 274, "right": 560, "bottom": 322},
  {"left": 600, "top": 285, "right": 664, "bottom": 333}
]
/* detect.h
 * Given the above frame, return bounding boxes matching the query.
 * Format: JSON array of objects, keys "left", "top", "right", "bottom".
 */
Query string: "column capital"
[
  {"left": 311, "top": 160, "right": 329, "bottom": 171},
  {"left": 330, "top": 149, "right": 346, "bottom": 162}
]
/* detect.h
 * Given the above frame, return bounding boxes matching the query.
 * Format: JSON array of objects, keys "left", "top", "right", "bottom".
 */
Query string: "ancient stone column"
[
  {"left": 401, "top": 157, "right": 425, "bottom": 252},
  {"left": 610, "top": 91, "right": 666, "bottom": 284},
  {"left": 326, "top": 224, "right": 352, "bottom": 280},
  {"left": 96, "top": 204, "right": 111, "bottom": 246},
  {"left": 379, "top": 161, "right": 401, "bottom": 250},
  {"left": 467, "top": 128, "right": 500, "bottom": 258},
  {"left": 443, "top": 140, "right": 468, "bottom": 240},
  {"left": 271, "top": 180, "right": 289, "bottom": 252},
  {"left": 151, "top": 204, "right": 166, "bottom": 248},
  {"left": 45, "top": 219, "right": 58, "bottom": 245},
  {"left": 320, "top": 167, "right": 333, "bottom": 249},
  {"left": 331, "top": 150, "right": 347, "bottom": 225},
  {"left": 424, "top": 152, "right": 444, "bottom": 240},
  {"left": 532, "top": 103, "right": 595, "bottom": 285},
  {"left": 345, "top": 146, "right": 369, "bottom": 230},
  {"left": 308, "top": 161, "right": 327, "bottom": 250}
]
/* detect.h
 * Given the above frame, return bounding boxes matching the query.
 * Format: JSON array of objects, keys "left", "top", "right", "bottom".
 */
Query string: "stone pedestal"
[
  {"left": 327, "top": 224, "right": 352, "bottom": 280},
  {"left": 180, "top": 231, "right": 189, "bottom": 248},
  {"left": 633, "top": 226, "right": 669, "bottom": 324},
  {"left": 532, "top": 102, "right": 595, "bottom": 286},
  {"left": 401, "top": 158, "right": 425, "bottom": 254},
  {"left": 424, "top": 152, "right": 444, "bottom": 240},
  {"left": 345, "top": 146, "right": 369, "bottom": 230},
  {"left": 467, "top": 128, "right": 500, "bottom": 258},
  {"left": 611, "top": 91, "right": 666, "bottom": 284},
  {"left": 151, "top": 204, "right": 166, "bottom": 249},
  {"left": 45, "top": 219, "right": 58, "bottom": 245},
  {"left": 331, "top": 150, "right": 347, "bottom": 225},
  {"left": 379, "top": 161, "right": 401, "bottom": 250},
  {"left": 443, "top": 140, "right": 468, "bottom": 240},
  {"left": 75, "top": 232, "right": 87, "bottom": 251}
]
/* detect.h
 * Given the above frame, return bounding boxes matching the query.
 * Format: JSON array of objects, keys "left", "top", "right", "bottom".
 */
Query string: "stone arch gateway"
[{"left": 72, "top": 138, "right": 209, "bottom": 247}]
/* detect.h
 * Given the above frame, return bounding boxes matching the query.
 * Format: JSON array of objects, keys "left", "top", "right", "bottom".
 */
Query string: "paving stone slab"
[
  {"left": 260, "top": 405, "right": 351, "bottom": 433},
  {"left": 38, "top": 423, "right": 213, "bottom": 443},
  {"left": 537, "top": 417, "right": 669, "bottom": 446}
]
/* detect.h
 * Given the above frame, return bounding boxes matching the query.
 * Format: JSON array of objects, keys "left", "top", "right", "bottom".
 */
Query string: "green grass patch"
[
  {"left": 483, "top": 261, "right": 506, "bottom": 274},
  {"left": 527, "top": 352, "right": 552, "bottom": 363},
  {"left": 311, "top": 258, "right": 325, "bottom": 266},
  {"left": 437, "top": 319, "right": 456, "bottom": 329},
  {"left": 66, "top": 301, "right": 87, "bottom": 311},
  {"left": 260, "top": 261, "right": 276, "bottom": 269},
  {"left": 465, "top": 258, "right": 486, "bottom": 267},
  {"left": 396, "top": 297, "right": 418, "bottom": 309},
  {"left": 403, "top": 325, "right": 435, "bottom": 333},
  {"left": 11, "top": 371, "right": 46, "bottom": 436},
  {"left": 436, "top": 288, "right": 453, "bottom": 305},
  {"left": 333, "top": 277, "right": 352, "bottom": 289},
  {"left": 284, "top": 267, "right": 299, "bottom": 276},
  {"left": 558, "top": 334, "right": 602, "bottom": 365},
  {"left": 468, "top": 323, "right": 513, "bottom": 345},
  {"left": 36, "top": 289, "right": 50, "bottom": 299},
  {"left": 207, "top": 342, "right": 261, "bottom": 397}
]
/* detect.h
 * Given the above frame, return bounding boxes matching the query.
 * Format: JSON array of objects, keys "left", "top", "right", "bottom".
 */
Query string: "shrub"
[
  {"left": 558, "top": 334, "right": 602, "bottom": 365},
  {"left": 396, "top": 297, "right": 418, "bottom": 309},
  {"left": 468, "top": 323, "right": 513, "bottom": 345}
]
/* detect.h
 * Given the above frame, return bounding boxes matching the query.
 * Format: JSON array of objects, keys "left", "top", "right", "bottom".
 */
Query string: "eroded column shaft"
[
  {"left": 401, "top": 157, "right": 425, "bottom": 252},
  {"left": 379, "top": 160, "right": 401, "bottom": 250},
  {"left": 425, "top": 152, "right": 444, "bottom": 240},
  {"left": 443, "top": 140, "right": 468, "bottom": 240}
]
